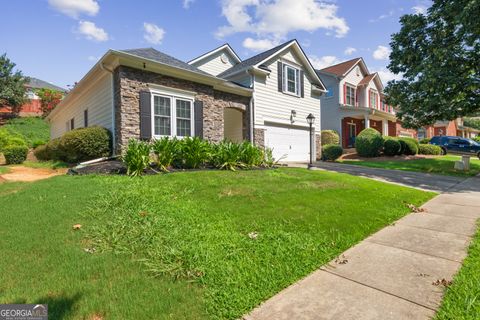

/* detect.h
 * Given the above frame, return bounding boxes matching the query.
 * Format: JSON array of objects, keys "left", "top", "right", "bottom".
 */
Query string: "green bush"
[
  {"left": 212, "top": 141, "right": 244, "bottom": 171},
  {"left": 33, "top": 144, "right": 49, "bottom": 161},
  {"left": 151, "top": 137, "right": 179, "bottom": 172},
  {"left": 175, "top": 137, "right": 212, "bottom": 169},
  {"left": 2, "top": 117, "right": 50, "bottom": 148},
  {"left": 322, "top": 144, "right": 343, "bottom": 161},
  {"left": 321, "top": 130, "right": 340, "bottom": 145},
  {"left": 122, "top": 139, "right": 151, "bottom": 177},
  {"left": 418, "top": 144, "right": 442, "bottom": 155},
  {"left": 355, "top": 128, "right": 384, "bottom": 157},
  {"left": 419, "top": 138, "right": 431, "bottom": 144},
  {"left": 0, "top": 128, "right": 27, "bottom": 152},
  {"left": 474, "top": 136, "right": 480, "bottom": 143},
  {"left": 399, "top": 137, "right": 419, "bottom": 155},
  {"left": 3, "top": 145, "right": 28, "bottom": 164},
  {"left": 384, "top": 139, "right": 401, "bottom": 156},
  {"left": 397, "top": 139, "right": 406, "bottom": 155},
  {"left": 59, "top": 126, "right": 111, "bottom": 163},
  {"left": 45, "top": 138, "right": 66, "bottom": 161}
]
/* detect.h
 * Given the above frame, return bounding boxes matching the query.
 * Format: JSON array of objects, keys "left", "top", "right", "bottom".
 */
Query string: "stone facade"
[
  {"left": 253, "top": 128, "right": 265, "bottom": 149},
  {"left": 113, "top": 66, "right": 251, "bottom": 151},
  {"left": 315, "top": 134, "right": 321, "bottom": 160}
]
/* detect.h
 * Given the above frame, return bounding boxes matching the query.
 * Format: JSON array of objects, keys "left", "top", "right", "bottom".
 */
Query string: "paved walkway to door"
[
  {"left": 310, "top": 161, "right": 465, "bottom": 193},
  {"left": 244, "top": 176, "right": 480, "bottom": 320}
]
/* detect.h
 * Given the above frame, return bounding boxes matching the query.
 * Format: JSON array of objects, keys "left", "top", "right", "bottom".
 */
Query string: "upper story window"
[
  {"left": 153, "top": 94, "right": 193, "bottom": 138},
  {"left": 283, "top": 64, "right": 300, "bottom": 96},
  {"left": 345, "top": 84, "right": 356, "bottom": 106},
  {"left": 369, "top": 90, "right": 378, "bottom": 109}
]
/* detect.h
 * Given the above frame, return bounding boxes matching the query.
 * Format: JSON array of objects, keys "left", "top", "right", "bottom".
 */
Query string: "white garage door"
[{"left": 264, "top": 124, "right": 310, "bottom": 162}]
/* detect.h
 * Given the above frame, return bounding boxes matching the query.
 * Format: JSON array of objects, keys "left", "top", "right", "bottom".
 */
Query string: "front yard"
[
  {"left": 0, "top": 168, "right": 434, "bottom": 319},
  {"left": 340, "top": 155, "right": 480, "bottom": 177}
]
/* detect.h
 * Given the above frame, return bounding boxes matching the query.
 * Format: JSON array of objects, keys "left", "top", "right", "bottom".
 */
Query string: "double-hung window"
[
  {"left": 369, "top": 90, "right": 378, "bottom": 109},
  {"left": 345, "top": 85, "right": 356, "bottom": 106},
  {"left": 283, "top": 64, "right": 300, "bottom": 96},
  {"left": 152, "top": 93, "right": 193, "bottom": 138}
]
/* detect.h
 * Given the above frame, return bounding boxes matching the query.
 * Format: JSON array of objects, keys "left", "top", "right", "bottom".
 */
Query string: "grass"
[
  {"left": 2, "top": 117, "right": 50, "bottom": 147},
  {"left": 340, "top": 155, "right": 480, "bottom": 177},
  {"left": 0, "top": 166, "right": 10, "bottom": 174},
  {"left": 20, "top": 160, "right": 69, "bottom": 169},
  {"left": 0, "top": 169, "right": 435, "bottom": 319},
  {"left": 435, "top": 223, "right": 480, "bottom": 319}
]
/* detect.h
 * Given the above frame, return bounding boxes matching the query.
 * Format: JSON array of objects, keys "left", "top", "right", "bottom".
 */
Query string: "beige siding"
[
  {"left": 50, "top": 72, "right": 113, "bottom": 139},
  {"left": 253, "top": 48, "right": 321, "bottom": 133},
  {"left": 191, "top": 50, "right": 237, "bottom": 76}
]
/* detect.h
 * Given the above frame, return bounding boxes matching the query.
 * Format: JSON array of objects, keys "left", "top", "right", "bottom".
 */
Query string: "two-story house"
[
  {"left": 418, "top": 118, "right": 479, "bottom": 140},
  {"left": 317, "top": 58, "right": 415, "bottom": 148},
  {"left": 47, "top": 40, "right": 326, "bottom": 162}
]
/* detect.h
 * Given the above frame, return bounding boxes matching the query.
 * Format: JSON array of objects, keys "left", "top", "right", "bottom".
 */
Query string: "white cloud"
[
  {"left": 143, "top": 23, "right": 165, "bottom": 45},
  {"left": 309, "top": 55, "right": 340, "bottom": 69},
  {"left": 243, "top": 37, "right": 280, "bottom": 52},
  {"left": 344, "top": 47, "right": 357, "bottom": 55},
  {"left": 216, "top": 0, "right": 349, "bottom": 50},
  {"left": 369, "top": 9, "right": 395, "bottom": 23},
  {"left": 372, "top": 67, "right": 402, "bottom": 85},
  {"left": 412, "top": 5, "right": 427, "bottom": 14},
  {"left": 48, "top": 0, "right": 99, "bottom": 19},
  {"left": 373, "top": 45, "right": 390, "bottom": 60},
  {"left": 77, "top": 21, "right": 109, "bottom": 42},
  {"left": 87, "top": 55, "right": 99, "bottom": 61},
  {"left": 183, "top": 0, "right": 195, "bottom": 8}
]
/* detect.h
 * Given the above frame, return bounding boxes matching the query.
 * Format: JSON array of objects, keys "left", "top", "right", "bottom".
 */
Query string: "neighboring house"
[
  {"left": 47, "top": 40, "right": 326, "bottom": 162},
  {"left": 418, "top": 118, "right": 479, "bottom": 140},
  {"left": 317, "top": 58, "right": 416, "bottom": 148},
  {"left": 0, "top": 77, "right": 65, "bottom": 117}
]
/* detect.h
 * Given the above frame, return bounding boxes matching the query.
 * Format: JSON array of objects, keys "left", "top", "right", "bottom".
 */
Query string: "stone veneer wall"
[
  {"left": 253, "top": 128, "right": 265, "bottom": 149},
  {"left": 315, "top": 134, "right": 321, "bottom": 160},
  {"left": 113, "top": 66, "right": 250, "bottom": 151}
]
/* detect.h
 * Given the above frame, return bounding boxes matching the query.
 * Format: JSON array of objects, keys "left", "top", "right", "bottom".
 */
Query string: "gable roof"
[
  {"left": 27, "top": 77, "right": 65, "bottom": 92},
  {"left": 358, "top": 73, "right": 376, "bottom": 86},
  {"left": 319, "top": 57, "right": 371, "bottom": 79},
  {"left": 119, "top": 48, "right": 210, "bottom": 75},
  {"left": 217, "top": 40, "right": 295, "bottom": 79},
  {"left": 188, "top": 43, "right": 241, "bottom": 65}
]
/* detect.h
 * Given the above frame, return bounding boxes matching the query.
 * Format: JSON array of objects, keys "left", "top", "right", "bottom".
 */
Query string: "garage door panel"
[{"left": 264, "top": 125, "right": 310, "bottom": 162}]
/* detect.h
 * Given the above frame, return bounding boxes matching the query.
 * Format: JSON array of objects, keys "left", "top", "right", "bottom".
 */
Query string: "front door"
[{"left": 347, "top": 123, "right": 356, "bottom": 147}]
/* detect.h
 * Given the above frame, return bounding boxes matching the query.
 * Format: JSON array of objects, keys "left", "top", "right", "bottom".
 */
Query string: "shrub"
[
  {"left": 151, "top": 137, "right": 179, "bottom": 172},
  {"left": 122, "top": 139, "right": 151, "bottom": 177},
  {"left": 0, "top": 128, "right": 27, "bottom": 152},
  {"left": 384, "top": 139, "right": 401, "bottom": 156},
  {"left": 212, "top": 141, "right": 244, "bottom": 171},
  {"left": 3, "top": 145, "right": 28, "bottom": 164},
  {"left": 399, "top": 137, "right": 419, "bottom": 155},
  {"left": 239, "top": 141, "right": 263, "bottom": 168},
  {"left": 2, "top": 117, "right": 50, "bottom": 147},
  {"left": 419, "top": 138, "right": 431, "bottom": 144},
  {"left": 322, "top": 144, "right": 343, "bottom": 161},
  {"left": 175, "top": 137, "right": 211, "bottom": 169},
  {"left": 262, "top": 147, "right": 277, "bottom": 168},
  {"left": 33, "top": 144, "right": 50, "bottom": 161},
  {"left": 474, "top": 136, "right": 480, "bottom": 143},
  {"left": 321, "top": 130, "right": 340, "bottom": 145},
  {"left": 355, "top": 128, "right": 384, "bottom": 157},
  {"left": 46, "top": 138, "right": 65, "bottom": 161},
  {"left": 397, "top": 139, "right": 406, "bottom": 155},
  {"left": 60, "top": 126, "right": 111, "bottom": 163},
  {"left": 418, "top": 144, "right": 442, "bottom": 155}
]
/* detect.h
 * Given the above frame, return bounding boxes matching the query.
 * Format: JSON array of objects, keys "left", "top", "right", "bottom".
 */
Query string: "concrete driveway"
[{"left": 309, "top": 162, "right": 466, "bottom": 193}]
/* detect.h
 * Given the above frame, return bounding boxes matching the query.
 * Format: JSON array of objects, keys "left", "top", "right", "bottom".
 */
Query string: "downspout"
[
  {"left": 250, "top": 71, "right": 255, "bottom": 144},
  {"left": 100, "top": 63, "right": 116, "bottom": 155}
]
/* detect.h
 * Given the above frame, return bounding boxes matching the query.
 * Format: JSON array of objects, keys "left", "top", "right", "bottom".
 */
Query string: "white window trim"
[
  {"left": 369, "top": 89, "right": 378, "bottom": 108},
  {"left": 282, "top": 63, "right": 300, "bottom": 97},
  {"left": 345, "top": 83, "right": 356, "bottom": 106},
  {"left": 150, "top": 87, "right": 195, "bottom": 139}
]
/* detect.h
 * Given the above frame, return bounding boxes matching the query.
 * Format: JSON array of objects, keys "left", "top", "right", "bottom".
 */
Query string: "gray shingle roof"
[
  {"left": 27, "top": 77, "right": 65, "bottom": 92},
  {"left": 217, "top": 40, "right": 295, "bottom": 79},
  {"left": 119, "top": 48, "right": 210, "bottom": 75}
]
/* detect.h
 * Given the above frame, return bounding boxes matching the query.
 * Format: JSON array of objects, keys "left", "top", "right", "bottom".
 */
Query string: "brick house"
[
  {"left": 418, "top": 118, "right": 479, "bottom": 140},
  {"left": 47, "top": 40, "right": 327, "bottom": 161}
]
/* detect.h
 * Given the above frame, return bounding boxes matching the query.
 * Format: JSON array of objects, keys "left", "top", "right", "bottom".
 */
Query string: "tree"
[
  {"left": 36, "top": 88, "right": 64, "bottom": 118},
  {"left": 385, "top": 0, "right": 480, "bottom": 128},
  {"left": 0, "top": 53, "right": 29, "bottom": 114}
]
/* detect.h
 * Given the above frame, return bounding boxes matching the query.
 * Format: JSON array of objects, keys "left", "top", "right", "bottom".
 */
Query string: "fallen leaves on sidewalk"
[
  {"left": 432, "top": 278, "right": 453, "bottom": 287},
  {"left": 72, "top": 224, "right": 82, "bottom": 230},
  {"left": 335, "top": 254, "right": 348, "bottom": 265},
  {"left": 407, "top": 204, "right": 426, "bottom": 213}
]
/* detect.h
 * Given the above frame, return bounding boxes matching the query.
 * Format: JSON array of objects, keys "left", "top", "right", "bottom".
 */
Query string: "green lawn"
[
  {"left": 0, "top": 169, "right": 434, "bottom": 319},
  {"left": 2, "top": 117, "right": 50, "bottom": 147},
  {"left": 340, "top": 155, "right": 480, "bottom": 177},
  {"left": 0, "top": 166, "right": 10, "bottom": 174},
  {"left": 435, "top": 223, "right": 480, "bottom": 319}
]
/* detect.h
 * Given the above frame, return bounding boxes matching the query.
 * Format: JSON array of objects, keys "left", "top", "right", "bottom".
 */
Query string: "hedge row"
[{"left": 0, "top": 128, "right": 28, "bottom": 164}]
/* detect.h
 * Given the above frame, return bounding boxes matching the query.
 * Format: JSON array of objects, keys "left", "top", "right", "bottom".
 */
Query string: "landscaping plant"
[
  {"left": 384, "top": 138, "right": 402, "bottom": 156},
  {"left": 3, "top": 144, "right": 28, "bottom": 164},
  {"left": 33, "top": 144, "right": 49, "bottom": 161},
  {"left": 399, "top": 137, "right": 419, "bottom": 155},
  {"left": 175, "top": 137, "right": 212, "bottom": 169},
  {"left": 212, "top": 141, "right": 245, "bottom": 171},
  {"left": 418, "top": 144, "right": 442, "bottom": 155},
  {"left": 321, "top": 130, "right": 340, "bottom": 145},
  {"left": 322, "top": 144, "right": 343, "bottom": 161},
  {"left": 239, "top": 141, "right": 264, "bottom": 168},
  {"left": 59, "top": 126, "right": 111, "bottom": 163},
  {"left": 355, "top": 128, "right": 384, "bottom": 157},
  {"left": 151, "top": 137, "right": 179, "bottom": 172},
  {"left": 122, "top": 139, "right": 151, "bottom": 177},
  {"left": 419, "top": 138, "right": 431, "bottom": 144}
]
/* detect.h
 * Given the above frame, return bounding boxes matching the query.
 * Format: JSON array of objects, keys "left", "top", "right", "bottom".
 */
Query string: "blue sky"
[{"left": 1, "top": 0, "right": 431, "bottom": 89}]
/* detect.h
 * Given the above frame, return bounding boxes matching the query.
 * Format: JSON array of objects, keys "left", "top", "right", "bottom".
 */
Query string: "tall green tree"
[
  {"left": 385, "top": 0, "right": 480, "bottom": 128},
  {"left": 0, "top": 53, "right": 29, "bottom": 114}
]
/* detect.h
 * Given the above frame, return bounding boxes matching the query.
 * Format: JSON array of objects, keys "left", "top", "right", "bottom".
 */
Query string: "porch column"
[
  {"left": 382, "top": 119, "right": 389, "bottom": 136},
  {"left": 364, "top": 114, "right": 370, "bottom": 129}
]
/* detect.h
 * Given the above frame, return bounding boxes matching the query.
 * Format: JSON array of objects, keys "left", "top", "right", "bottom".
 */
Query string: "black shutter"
[
  {"left": 194, "top": 100, "right": 203, "bottom": 138},
  {"left": 277, "top": 61, "right": 283, "bottom": 92},
  {"left": 84, "top": 109, "right": 88, "bottom": 127},
  {"left": 300, "top": 70, "right": 305, "bottom": 98},
  {"left": 139, "top": 91, "right": 152, "bottom": 140}
]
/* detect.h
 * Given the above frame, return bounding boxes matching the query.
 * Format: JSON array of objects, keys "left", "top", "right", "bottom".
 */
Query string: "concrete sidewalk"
[
  {"left": 309, "top": 162, "right": 465, "bottom": 193},
  {"left": 244, "top": 176, "right": 480, "bottom": 320}
]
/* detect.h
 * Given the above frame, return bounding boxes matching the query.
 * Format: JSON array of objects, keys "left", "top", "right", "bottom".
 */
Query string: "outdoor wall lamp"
[{"left": 290, "top": 110, "right": 297, "bottom": 123}]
